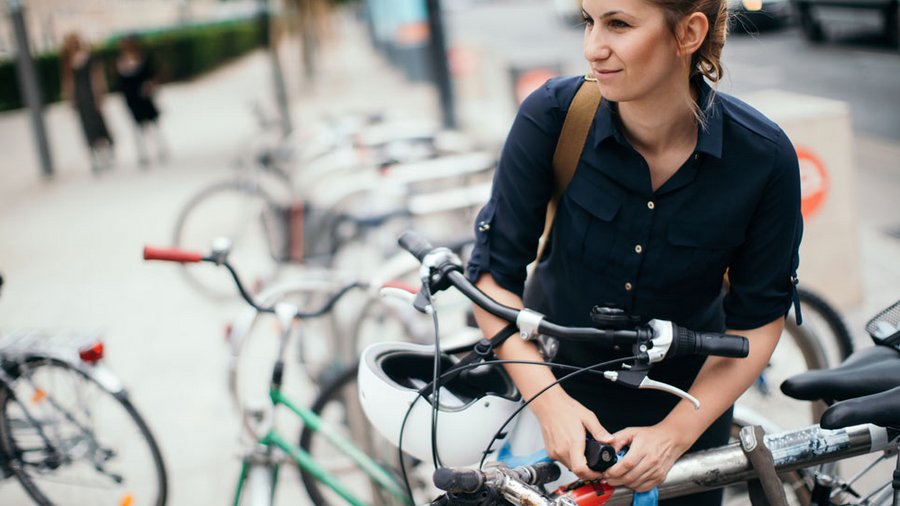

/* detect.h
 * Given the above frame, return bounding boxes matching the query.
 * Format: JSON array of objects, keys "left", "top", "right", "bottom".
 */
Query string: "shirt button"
[
  {"left": 693, "top": 153, "right": 700, "bottom": 161},
  {"left": 647, "top": 201, "right": 655, "bottom": 210},
  {"left": 624, "top": 282, "right": 633, "bottom": 291},
  {"left": 634, "top": 245, "right": 643, "bottom": 254}
]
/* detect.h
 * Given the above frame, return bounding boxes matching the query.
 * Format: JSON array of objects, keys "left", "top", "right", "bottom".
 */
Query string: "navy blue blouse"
[{"left": 466, "top": 76, "right": 802, "bottom": 430}]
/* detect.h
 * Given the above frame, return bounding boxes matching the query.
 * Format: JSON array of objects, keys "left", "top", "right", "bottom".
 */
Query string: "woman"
[
  {"left": 61, "top": 32, "right": 114, "bottom": 174},
  {"left": 466, "top": 0, "right": 802, "bottom": 504},
  {"left": 117, "top": 34, "right": 168, "bottom": 167}
]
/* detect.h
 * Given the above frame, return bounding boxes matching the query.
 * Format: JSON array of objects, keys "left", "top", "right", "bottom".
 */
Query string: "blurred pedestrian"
[
  {"left": 116, "top": 34, "right": 168, "bottom": 167},
  {"left": 60, "top": 32, "right": 115, "bottom": 174}
]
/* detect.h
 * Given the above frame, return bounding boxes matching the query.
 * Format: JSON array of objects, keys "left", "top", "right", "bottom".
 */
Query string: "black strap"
[{"left": 440, "top": 324, "right": 519, "bottom": 383}]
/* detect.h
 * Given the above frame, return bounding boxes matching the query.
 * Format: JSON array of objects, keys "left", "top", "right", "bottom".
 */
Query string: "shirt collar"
[{"left": 590, "top": 78, "right": 724, "bottom": 160}]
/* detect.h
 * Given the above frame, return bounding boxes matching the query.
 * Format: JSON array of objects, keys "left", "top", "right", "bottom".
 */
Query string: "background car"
[
  {"left": 791, "top": 0, "right": 899, "bottom": 47},
  {"left": 728, "top": 0, "right": 795, "bottom": 31}
]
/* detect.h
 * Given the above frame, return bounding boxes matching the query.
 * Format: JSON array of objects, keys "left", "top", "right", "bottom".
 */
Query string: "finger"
[
  {"left": 583, "top": 414, "right": 613, "bottom": 443},
  {"left": 571, "top": 460, "right": 605, "bottom": 482},
  {"left": 610, "top": 428, "right": 636, "bottom": 453},
  {"left": 603, "top": 454, "right": 640, "bottom": 481},
  {"left": 603, "top": 444, "right": 645, "bottom": 482},
  {"left": 568, "top": 431, "right": 589, "bottom": 475}
]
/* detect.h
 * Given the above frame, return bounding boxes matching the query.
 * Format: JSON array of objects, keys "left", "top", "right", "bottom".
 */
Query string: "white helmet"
[{"left": 358, "top": 341, "right": 522, "bottom": 466}]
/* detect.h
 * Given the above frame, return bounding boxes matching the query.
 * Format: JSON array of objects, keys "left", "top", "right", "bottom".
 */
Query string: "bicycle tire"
[
  {"left": 298, "top": 364, "right": 426, "bottom": 506},
  {"left": 797, "top": 288, "right": 854, "bottom": 362},
  {"left": 738, "top": 317, "right": 830, "bottom": 434},
  {"left": 227, "top": 278, "right": 342, "bottom": 426},
  {"left": 0, "top": 357, "right": 167, "bottom": 506},
  {"left": 172, "top": 178, "right": 287, "bottom": 299}
]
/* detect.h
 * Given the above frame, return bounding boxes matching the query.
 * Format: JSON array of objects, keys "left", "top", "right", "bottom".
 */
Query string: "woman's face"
[{"left": 582, "top": 0, "right": 686, "bottom": 103}]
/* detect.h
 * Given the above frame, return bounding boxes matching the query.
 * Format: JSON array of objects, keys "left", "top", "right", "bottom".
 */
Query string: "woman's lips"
[{"left": 593, "top": 69, "right": 622, "bottom": 80}]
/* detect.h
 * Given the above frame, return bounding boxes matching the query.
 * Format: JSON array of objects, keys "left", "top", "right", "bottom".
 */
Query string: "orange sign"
[{"left": 796, "top": 146, "right": 829, "bottom": 219}]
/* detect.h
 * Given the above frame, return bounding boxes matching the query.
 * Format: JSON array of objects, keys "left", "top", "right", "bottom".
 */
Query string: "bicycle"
[
  {"left": 363, "top": 231, "right": 899, "bottom": 506},
  {"left": 0, "top": 329, "right": 168, "bottom": 506},
  {"left": 143, "top": 241, "right": 424, "bottom": 506},
  {"left": 172, "top": 113, "right": 492, "bottom": 299},
  {"left": 223, "top": 234, "right": 477, "bottom": 414}
]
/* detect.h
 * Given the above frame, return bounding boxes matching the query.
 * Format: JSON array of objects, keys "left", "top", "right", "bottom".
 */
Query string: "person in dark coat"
[
  {"left": 61, "top": 32, "right": 115, "bottom": 174},
  {"left": 116, "top": 34, "right": 168, "bottom": 167}
]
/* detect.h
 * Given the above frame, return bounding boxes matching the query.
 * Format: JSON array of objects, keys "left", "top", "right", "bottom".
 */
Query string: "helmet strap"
[{"left": 437, "top": 323, "right": 520, "bottom": 387}]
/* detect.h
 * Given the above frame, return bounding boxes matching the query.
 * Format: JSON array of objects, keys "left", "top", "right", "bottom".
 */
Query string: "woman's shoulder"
[
  {"left": 714, "top": 91, "right": 798, "bottom": 168},
  {"left": 714, "top": 91, "right": 791, "bottom": 148},
  {"left": 522, "top": 75, "right": 588, "bottom": 113}
]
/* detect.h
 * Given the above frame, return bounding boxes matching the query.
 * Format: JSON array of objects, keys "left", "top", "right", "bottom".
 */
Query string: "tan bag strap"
[{"left": 535, "top": 76, "right": 602, "bottom": 262}]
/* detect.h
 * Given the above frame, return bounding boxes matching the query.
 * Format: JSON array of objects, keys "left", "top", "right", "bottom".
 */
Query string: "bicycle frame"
[
  {"left": 438, "top": 423, "right": 897, "bottom": 506},
  {"left": 232, "top": 309, "right": 413, "bottom": 506},
  {"left": 232, "top": 385, "right": 412, "bottom": 506}
]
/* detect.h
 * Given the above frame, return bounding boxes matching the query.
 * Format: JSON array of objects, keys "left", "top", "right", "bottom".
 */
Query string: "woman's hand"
[
  {"left": 601, "top": 424, "right": 691, "bottom": 492},
  {"left": 531, "top": 390, "right": 614, "bottom": 481}
]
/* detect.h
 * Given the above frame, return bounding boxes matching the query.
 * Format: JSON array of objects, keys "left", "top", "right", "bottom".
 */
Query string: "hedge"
[{"left": 0, "top": 15, "right": 268, "bottom": 112}]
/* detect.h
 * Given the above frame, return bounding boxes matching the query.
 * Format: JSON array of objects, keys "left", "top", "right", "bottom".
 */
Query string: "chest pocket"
[
  {"left": 663, "top": 220, "right": 744, "bottom": 292},
  {"left": 556, "top": 179, "right": 621, "bottom": 272}
]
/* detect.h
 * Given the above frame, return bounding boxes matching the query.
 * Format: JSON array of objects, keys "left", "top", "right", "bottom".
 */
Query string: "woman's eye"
[
  {"left": 608, "top": 19, "right": 631, "bottom": 29},
  {"left": 581, "top": 14, "right": 594, "bottom": 26}
]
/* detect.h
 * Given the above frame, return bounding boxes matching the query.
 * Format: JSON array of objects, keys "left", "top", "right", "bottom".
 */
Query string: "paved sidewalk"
[
  {"left": 1, "top": 9, "right": 899, "bottom": 506},
  {"left": 0, "top": 13, "right": 443, "bottom": 506}
]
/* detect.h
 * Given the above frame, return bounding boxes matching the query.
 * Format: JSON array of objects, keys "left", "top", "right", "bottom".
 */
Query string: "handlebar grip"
[
  {"left": 143, "top": 246, "right": 204, "bottom": 263},
  {"left": 432, "top": 468, "right": 484, "bottom": 494},
  {"left": 585, "top": 439, "right": 617, "bottom": 472},
  {"left": 528, "top": 461, "right": 561, "bottom": 485},
  {"left": 672, "top": 325, "right": 749, "bottom": 358},
  {"left": 398, "top": 231, "right": 435, "bottom": 262}
]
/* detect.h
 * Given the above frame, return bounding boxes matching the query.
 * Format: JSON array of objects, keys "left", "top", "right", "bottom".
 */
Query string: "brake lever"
[
  {"left": 379, "top": 285, "right": 433, "bottom": 315},
  {"left": 602, "top": 366, "right": 700, "bottom": 409}
]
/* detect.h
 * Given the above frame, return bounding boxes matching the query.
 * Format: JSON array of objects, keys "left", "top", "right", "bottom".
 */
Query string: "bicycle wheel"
[
  {"left": 724, "top": 412, "right": 812, "bottom": 506},
  {"left": 227, "top": 279, "right": 340, "bottom": 424},
  {"left": 173, "top": 179, "right": 288, "bottom": 299},
  {"left": 298, "top": 364, "right": 431, "bottom": 506},
  {"left": 737, "top": 318, "right": 829, "bottom": 432},
  {"left": 0, "top": 357, "right": 167, "bottom": 506},
  {"left": 797, "top": 288, "right": 854, "bottom": 364}
]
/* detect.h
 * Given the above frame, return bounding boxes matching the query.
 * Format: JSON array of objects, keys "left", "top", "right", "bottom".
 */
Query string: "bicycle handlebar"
[
  {"left": 434, "top": 462, "right": 561, "bottom": 494},
  {"left": 143, "top": 246, "right": 204, "bottom": 263},
  {"left": 143, "top": 244, "right": 362, "bottom": 318},
  {"left": 397, "top": 230, "right": 748, "bottom": 361}
]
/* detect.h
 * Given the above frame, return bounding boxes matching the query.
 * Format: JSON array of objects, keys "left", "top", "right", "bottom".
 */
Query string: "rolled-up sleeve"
[
  {"left": 465, "top": 79, "right": 573, "bottom": 297},
  {"left": 724, "top": 129, "right": 803, "bottom": 330}
]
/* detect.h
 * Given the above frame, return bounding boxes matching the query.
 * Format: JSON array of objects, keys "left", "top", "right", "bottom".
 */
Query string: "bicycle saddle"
[
  {"left": 780, "top": 345, "right": 900, "bottom": 402},
  {"left": 820, "top": 384, "right": 900, "bottom": 430}
]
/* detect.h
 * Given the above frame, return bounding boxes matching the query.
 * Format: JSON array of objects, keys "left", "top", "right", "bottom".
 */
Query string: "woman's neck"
[{"left": 617, "top": 79, "right": 698, "bottom": 156}]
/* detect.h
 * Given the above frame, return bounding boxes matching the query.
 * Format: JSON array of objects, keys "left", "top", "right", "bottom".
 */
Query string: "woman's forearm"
[
  {"left": 660, "top": 318, "right": 784, "bottom": 449},
  {"left": 472, "top": 274, "right": 568, "bottom": 410}
]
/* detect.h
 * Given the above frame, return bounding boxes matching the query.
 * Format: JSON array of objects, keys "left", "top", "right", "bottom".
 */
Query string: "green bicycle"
[{"left": 144, "top": 239, "right": 418, "bottom": 506}]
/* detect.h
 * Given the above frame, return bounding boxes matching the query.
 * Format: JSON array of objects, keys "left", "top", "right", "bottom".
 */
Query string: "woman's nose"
[{"left": 583, "top": 28, "right": 611, "bottom": 62}]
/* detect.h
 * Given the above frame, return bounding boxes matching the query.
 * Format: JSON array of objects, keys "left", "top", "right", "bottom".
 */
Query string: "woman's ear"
[{"left": 677, "top": 12, "right": 710, "bottom": 56}]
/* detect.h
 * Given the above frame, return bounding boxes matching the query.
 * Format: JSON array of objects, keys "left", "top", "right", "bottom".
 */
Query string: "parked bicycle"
[
  {"left": 361, "top": 231, "right": 899, "bottom": 506},
  {"left": 172, "top": 113, "right": 492, "bottom": 299},
  {"left": 0, "top": 328, "right": 168, "bottom": 506},
  {"left": 223, "top": 235, "right": 476, "bottom": 415},
  {"left": 143, "top": 241, "right": 420, "bottom": 506}
]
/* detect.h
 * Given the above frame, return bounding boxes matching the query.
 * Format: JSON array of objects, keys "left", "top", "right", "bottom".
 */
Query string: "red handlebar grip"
[{"left": 143, "top": 246, "right": 204, "bottom": 263}]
